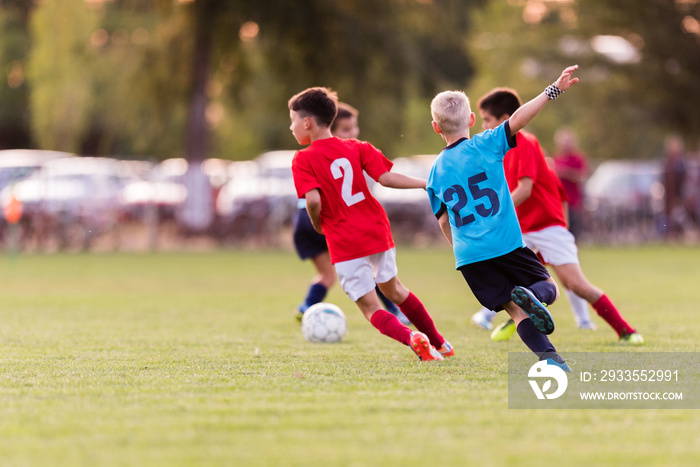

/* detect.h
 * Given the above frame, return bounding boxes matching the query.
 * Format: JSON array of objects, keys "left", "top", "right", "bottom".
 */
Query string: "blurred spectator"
[
  {"left": 553, "top": 128, "right": 589, "bottom": 238},
  {"left": 685, "top": 154, "right": 700, "bottom": 230},
  {"left": 661, "top": 134, "right": 690, "bottom": 237}
]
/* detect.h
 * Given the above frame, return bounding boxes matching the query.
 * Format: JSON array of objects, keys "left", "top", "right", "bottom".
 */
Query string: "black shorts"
[
  {"left": 293, "top": 208, "right": 328, "bottom": 260},
  {"left": 458, "top": 247, "right": 551, "bottom": 312}
]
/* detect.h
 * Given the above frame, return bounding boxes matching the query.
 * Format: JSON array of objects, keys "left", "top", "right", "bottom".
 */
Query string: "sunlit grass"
[{"left": 0, "top": 246, "right": 697, "bottom": 466}]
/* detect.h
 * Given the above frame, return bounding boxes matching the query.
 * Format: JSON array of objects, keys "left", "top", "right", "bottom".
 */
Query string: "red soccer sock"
[
  {"left": 593, "top": 294, "right": 636, "bottom": 337},
  {"left": 370, "top": 309, "right": 412, "bottom": 346},
  {"left": 398, "top": 292, "right": 445, "bottom": 348}
]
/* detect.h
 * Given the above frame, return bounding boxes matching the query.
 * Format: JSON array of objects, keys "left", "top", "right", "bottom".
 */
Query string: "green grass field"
[{"left": 0, "top": 245, "right": 698, "bottom": 466}]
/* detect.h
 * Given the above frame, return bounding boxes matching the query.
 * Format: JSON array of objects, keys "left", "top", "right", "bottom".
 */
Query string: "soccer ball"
[{"left": 301, "top": 302, "right": 347, "bottom": 343}]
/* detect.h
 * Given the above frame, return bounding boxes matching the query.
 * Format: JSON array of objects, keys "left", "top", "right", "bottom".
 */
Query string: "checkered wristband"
[{"left": 545, "top": 84, "right": 564, "bottom": 100}]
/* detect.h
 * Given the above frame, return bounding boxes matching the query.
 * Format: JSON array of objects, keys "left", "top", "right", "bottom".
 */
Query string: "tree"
[
  {"left": 578, "top": 0, "right": 700, "bottom": 150},
  {"left": 0, "top": 1, "right": 33, "bottom": 148},
  {"left": 27, "top": 0, "right": 98, "bottom": 153},
  {"left": 464, "top": 0, "right": 700, "bottom": 160},
  {"left": 141, "top": 0, "right": 485, "bottom": 160},
  {"left": 22, "top": 0, "right": 486, "bottom": 160}
]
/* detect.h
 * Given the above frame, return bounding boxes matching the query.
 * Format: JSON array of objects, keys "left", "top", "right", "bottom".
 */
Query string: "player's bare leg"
[
  {"left": 310, "top": 251, "right": 336, "bottom": 289},
  {"left": 552, "top": 263, "right": 602, "bottom": 303},
  {"left": 553, "top": 263, "right": 642, "bottom": 343}
]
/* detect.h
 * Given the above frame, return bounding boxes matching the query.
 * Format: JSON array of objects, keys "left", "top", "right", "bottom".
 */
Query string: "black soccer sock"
[
  {"left": 516, "top": 318, "right": 564, "bottom": 363},
  {"left": 528, "top": 280, "right": 557, "bottom": 305},
  {"left": 304, "top": 282, "right": 328, "bottom": 308}
]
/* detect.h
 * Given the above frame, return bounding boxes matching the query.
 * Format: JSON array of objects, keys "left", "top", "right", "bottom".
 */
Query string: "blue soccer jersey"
[{"left": 427, "top": 121, "right": 524, "bottom": 268}]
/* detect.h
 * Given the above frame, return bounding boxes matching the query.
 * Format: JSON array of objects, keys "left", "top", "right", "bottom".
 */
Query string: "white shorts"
[
  {"left": 334, "top": 248, "right": 399, "bottom": 302},
  {"left": 522, "top": 225, "right": 579, "bottom": 266}
]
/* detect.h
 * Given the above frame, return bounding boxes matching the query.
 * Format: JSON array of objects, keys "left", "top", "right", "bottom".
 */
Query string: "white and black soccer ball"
[{"left": 301, "top": 302, "right": 347, "bottom": 343}]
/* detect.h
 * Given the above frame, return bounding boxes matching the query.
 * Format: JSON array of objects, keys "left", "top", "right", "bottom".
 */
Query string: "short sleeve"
[
  {"left": 473, "top": 121, "right": 517, "bottom": 164},
  {"left": 291, "top": 151, "right": 320, "bottom": 198},
  {"left": 359, "top": 141, "right": 393, "bottom": 181},
  {"left": 426, "top": 168, "right": 446, "bottom": 218}
]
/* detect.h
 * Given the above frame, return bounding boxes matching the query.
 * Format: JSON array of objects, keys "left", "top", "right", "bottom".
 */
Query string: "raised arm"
[{"left": 509, "top": 65, "right": 580, "bottom": 137}]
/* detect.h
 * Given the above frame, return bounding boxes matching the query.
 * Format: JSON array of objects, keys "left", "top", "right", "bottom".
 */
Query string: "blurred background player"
[
  {"left": 471, "top": 87, "right": 643, "bottom": 345},
  {"left": 552, "top": 127, "right": 589, "bottom": 239},
  {"left": 293, "top": 102, "right": 410, "bottom": 325},
  {"left": 661, "top": 134, "right": 690, "bottom": 239},
  {"left": 289, "top": 87, "right": 451, "bottom": 361}
]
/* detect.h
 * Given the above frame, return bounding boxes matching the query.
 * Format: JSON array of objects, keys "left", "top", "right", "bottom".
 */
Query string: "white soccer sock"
[
  {"left": 565, "top": 288, "right": 592, "bottom": 326},
  {"left": 477, "top": 306, "right": 497, "bottom": 323}
]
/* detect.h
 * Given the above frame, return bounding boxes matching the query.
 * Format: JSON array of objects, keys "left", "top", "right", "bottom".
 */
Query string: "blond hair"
[{"left": 431, "top": 91, "right": 471, "bottom": 136}]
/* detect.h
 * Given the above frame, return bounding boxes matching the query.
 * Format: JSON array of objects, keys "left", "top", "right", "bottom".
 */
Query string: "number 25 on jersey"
[{"left": 443, "top": 171, "right": 500, "bottom": 227}]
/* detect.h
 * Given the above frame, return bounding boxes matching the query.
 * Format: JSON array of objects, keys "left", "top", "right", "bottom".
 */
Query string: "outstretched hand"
[{"left": 555, "top": 65, "right": 580, "bottom": 91}]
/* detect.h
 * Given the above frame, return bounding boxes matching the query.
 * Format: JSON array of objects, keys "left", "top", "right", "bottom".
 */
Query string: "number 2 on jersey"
[
  {"left": 443, "top": 171, "right": 500, "bottom": 227},
  {"left": 331, "top": 158, "right": 365, "bottom": 207}
]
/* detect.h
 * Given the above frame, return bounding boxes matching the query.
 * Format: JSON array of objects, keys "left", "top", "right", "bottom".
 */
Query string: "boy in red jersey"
[
  {"left": 472, "top": 87, "right": 643, "bottom": 345},
  {"left": 292, "top": 102, "right": 410, "bottom": 326},
  {"left": 288, "top": 87, "right": 453, "bottom": 361}
]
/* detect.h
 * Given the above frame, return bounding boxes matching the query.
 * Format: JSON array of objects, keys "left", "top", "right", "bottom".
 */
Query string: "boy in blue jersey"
[{"left": 426, "top": 65, "right": 579, "bottom": 369}]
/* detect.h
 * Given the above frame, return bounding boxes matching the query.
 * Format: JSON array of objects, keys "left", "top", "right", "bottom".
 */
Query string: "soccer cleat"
[
  {"left": 511, "top": 286, "right": 555, "bottom": 335},
  {"left": 490, "top": 319, "right": 516, "bottom": 341},
  {"left": 295, "top": 303, "right": 309, "bottom": 322},
  {"left": 409, "top": 331, "right": 444, "bottom": 361},
  {"left": 619, "top": 332, "right": 644, "bottom": 345},
  {"left": 437, "top": 340, "right": 455, "bottom": 358},
  {"left": 577, "top": 320, "right": 597, "bottom": 330},
  {"left": 546, "top": 358, "right": 572, "bottom": 373},
  {"left": 471, "top": 308, "right": 494, "bottom": 331}
]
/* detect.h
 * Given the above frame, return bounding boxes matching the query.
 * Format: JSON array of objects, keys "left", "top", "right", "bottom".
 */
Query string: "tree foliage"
[
  {"left": 2, "top": 0, "right": 698, "bottom": 160},
  {"left": 464, "top": 0, "right": 700, "bottom": 160},
  {"left": 28, "top": 0, "right": 97, "bottom": 153},
  {"left": 0, "top": 2, "right": 31, "bottom": 148}
]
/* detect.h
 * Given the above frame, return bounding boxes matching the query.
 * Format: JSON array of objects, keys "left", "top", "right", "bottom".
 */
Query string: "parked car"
[
  {"left": 215, "top": 150, "right": 297, "bottom": 243},
  {"left": 120, "top": 159, "right": 187, "bottom": 221},
  {"left": 2, "top": 157, "right": 128, "bottom": 250},
  {"left": 584, "top": 159, "right": 663, "bottom": 240},
  {"left": 585, "top": 160, "right": 662, "bottom": 214},
  {"left": 0, "top": 149, "right": 75, "bottom": 193}
]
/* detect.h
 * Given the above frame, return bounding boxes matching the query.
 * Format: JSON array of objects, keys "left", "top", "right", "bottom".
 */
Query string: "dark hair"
[
  {"left": 331, "top": 102, "right": 359, "bottom": 132},
  {"left": 288, "top": 87, "right": 338, "bottom": 127},
  {"left": 477, "top": 87, "right": 522, "bottom": 119}
]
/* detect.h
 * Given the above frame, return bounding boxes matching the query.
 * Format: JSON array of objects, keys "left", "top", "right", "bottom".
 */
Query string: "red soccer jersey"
[
  {"left": 504, "top": 131, "right": 567, "bottom": 233},
  {"left": 291, "top": 137, "right": 395, "bottom": 263}
]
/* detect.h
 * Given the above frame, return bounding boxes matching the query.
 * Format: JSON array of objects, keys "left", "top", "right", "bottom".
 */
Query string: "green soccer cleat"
[
  {"left": 295, "top": 303, "right": 308, "bottom": 322},
  {"left": 490, "top": 319, "right": 516, "bottom": 341},
  {"left": 619, "top": 332, "right": 644, "bottom": 345}
]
